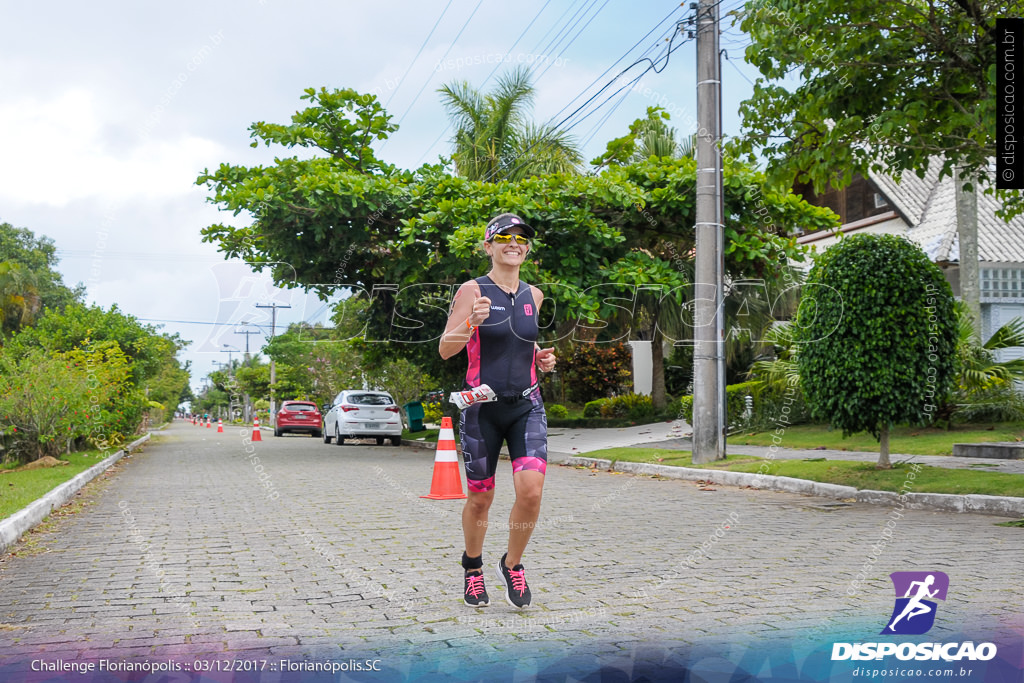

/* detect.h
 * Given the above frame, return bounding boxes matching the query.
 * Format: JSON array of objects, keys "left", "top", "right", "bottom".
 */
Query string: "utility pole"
[
  {"left": 235, "top": 324, "right": 260, "bottom": 424},
  {"left": 235, "top": 326, "right": 261, "bottom": 359},
  {"left": 255, "top": 303, "right": 291, "bottom": 427},
  {"left": 692, "top": 0, "right": 725, "bottom": 464}
]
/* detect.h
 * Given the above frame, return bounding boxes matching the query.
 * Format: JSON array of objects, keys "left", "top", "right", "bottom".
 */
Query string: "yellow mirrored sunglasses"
[{"left": 489, "top": 234, "right": 531, "bottom": 245}]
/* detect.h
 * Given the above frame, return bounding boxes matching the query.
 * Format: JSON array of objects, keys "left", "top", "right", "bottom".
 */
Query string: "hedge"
[{"left": 675, "top": 381, "right": 811, "bottom": 432}]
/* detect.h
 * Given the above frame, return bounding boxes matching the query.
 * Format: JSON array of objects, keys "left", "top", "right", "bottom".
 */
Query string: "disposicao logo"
[
  {"left": 882, "top": 571, "right": 948, "bottom": 635},
  {"left": 831, "top": 571, "right": 998, "bottom": 662}
]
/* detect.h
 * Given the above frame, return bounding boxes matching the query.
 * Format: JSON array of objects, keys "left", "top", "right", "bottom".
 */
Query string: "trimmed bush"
[
  {"left": 674, "top": 381, "right": 811, "bottom": 431},
  {"left": 583, "top": 398, "right": 608, "bottom": 418},
  {"left": 600, "top": 393, "right": 655, "bottom": 420},
  {"left": 545, "top": 404, "right": 569, "bottom": 419}
]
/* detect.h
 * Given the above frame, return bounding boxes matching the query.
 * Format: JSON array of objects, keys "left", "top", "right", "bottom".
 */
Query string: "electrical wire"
[
  {"left": 415, "top": 4, "right": 687, "bottom": 170},
  {"left": 383, "top": 0, "right": 455, "bottom": 110},
  {"left": 411, "top": 0, "right": 556, "bottom": 169},
  {"left": 523, "top": 0, "right": 589, "bottom": 72},
  {"left": 481, "top": 27, "right": 692, "bottom": 184},
  {"left": 530, "top": 0, "right": 613, "bottom": 85},
  {"left": 389, "top": 0, "right": 486, "bottom": 132}
]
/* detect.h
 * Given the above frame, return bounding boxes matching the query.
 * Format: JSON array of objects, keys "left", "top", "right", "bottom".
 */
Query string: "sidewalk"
[{"left": 536, "top": 420, "right": 1024, "bottom": 474}]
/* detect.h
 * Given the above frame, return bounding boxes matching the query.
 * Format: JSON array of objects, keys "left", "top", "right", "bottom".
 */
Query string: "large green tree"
[
  {"left": 737, "top": 0, "right": 1012, "bottom": 340},
  {"left": 796, "top": 235, "right": 958, "bottom": 468},
  {"left": 198, "top": 89, "right": 837, "bottom": 404},
  {"left": 0, "top": 222, "right": 83, "bottom": 337},
  {"left": 738, "top": 0, "right": 1003, "bottom": 196}
]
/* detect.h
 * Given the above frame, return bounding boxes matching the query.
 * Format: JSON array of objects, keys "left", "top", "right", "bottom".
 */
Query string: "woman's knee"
[{"left": 465, "top": 491, "right": 494, "bottom": 515}]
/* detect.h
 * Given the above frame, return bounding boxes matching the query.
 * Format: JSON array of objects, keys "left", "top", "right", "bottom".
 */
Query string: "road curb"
[
  {"left": 564, "top": 456, "right": 1024, "bottom": 517},
  {"left": 0, "top": 434, "right": 151, "bottom": 553}
]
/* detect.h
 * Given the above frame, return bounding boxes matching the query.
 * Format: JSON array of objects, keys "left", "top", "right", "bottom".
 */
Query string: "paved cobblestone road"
[{"left": 0, "top": 422, "right": 1021, "bottom": 680}]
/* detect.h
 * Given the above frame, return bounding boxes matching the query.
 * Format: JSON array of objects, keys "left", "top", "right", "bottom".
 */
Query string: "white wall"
[{"left": 629, "top": 340, "right": 652, "bottom": 396}]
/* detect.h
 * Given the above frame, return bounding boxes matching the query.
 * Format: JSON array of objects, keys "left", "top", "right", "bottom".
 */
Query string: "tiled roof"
[{"left": 867, "top": 161, "right": 1024, "bottom": 264}]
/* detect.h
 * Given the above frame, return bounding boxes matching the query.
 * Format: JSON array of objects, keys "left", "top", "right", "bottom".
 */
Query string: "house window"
[
  {"left": 873, "top": 192, "right": 887, "bottom": 209},
  {"left": 981, "top": 267, "right": 1024, "bottom": 299}
]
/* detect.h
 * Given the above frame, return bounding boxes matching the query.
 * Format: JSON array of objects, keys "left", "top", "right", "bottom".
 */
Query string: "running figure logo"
[{"left": 881, "top": 571, "right": 949, "bottom": 635}]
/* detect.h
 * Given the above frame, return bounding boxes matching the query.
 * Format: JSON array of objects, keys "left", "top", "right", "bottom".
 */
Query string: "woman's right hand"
[{"left": 469, "top": 296, "right": 491, "bottom": 326}]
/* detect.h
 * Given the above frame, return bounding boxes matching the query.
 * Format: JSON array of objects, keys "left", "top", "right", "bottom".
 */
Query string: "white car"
[{"left": 323, "top": 390, "right": 403, "bottom": 446}]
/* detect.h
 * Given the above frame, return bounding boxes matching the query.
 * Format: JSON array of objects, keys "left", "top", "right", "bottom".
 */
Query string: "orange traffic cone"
[
  {"left": 252, "top": 417, "right": 262, "bottom": 442},
  {"left": 206, "top": 417, "right": 211, "bottom": 428},
  {"left": 217, "top": 419, "right": 224, "bottom": 433},
  {"left": 421, "top": 417, "right": 466, "bottom": 500}
]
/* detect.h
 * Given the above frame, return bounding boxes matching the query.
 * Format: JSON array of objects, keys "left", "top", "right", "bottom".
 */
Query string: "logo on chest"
[
  {"left": 490, "top": 305, "right": 507, "bottom": 311},
  {"left": 523, "top": 304, "right": 534, "bottom": 316}
]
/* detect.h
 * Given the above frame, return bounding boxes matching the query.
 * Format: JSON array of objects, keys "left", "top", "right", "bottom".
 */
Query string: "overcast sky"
[{"left": 0, "top": 0, "right": 760, "bottom": 396}]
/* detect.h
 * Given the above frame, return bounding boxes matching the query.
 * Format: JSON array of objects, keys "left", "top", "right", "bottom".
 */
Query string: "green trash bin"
[{"left": 404, "top": 401, "right": 425, "bottom": 432}]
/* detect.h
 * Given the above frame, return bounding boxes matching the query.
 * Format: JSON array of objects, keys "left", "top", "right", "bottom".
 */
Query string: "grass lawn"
[
  {"left": 0, "top": 450, "right": 111, "bottom": 520},
  {"left": 583, "top": 447, "right": 1024, "bottom": 498},
  {"left": 728, "top": 422, "right": 1024, "bottom": 456},
  {"left": 402, "top": 427, "right": 457, "bottom": 443}
]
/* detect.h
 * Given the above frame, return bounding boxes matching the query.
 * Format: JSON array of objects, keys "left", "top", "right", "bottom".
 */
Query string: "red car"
[{"left": 274, "top": 400, "right": 323, "bottom": 437}]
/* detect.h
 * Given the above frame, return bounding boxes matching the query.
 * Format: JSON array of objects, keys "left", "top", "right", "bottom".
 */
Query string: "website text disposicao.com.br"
[
  {"left": 849, "top": 665, "right": 976, "bottom": 678},
  {"left": 835, "top": 640, "right": 997, "bottom": 678}
]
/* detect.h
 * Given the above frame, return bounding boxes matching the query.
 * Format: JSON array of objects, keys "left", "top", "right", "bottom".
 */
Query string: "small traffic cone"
[
  {"left": 252, "top": 417, "right": 262, "bottom": 442},
  {"left": 206, "top": 417, "right": 211, "bottom": 428},
  {"left": 421, "top": 417, "right": 466, "bottom": 500},
  {"left": 217, "top": 419, "right": 224, "bottom": 433}
]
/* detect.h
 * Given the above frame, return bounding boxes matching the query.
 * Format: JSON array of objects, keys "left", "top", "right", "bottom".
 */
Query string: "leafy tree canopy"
[
  {"left": 737, "top": 0, "right": 1019, "bottom": 214},
  {"left": 198, "top": 88, "right": 838, "bottom": 382}
]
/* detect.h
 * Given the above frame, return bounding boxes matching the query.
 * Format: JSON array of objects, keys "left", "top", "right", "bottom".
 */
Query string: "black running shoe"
[
  {"left": 495, "top": 552, "right": 531, "bottom": 608},
  {"left": 464, "top": 570, "right": 489, "bottom": 607}
]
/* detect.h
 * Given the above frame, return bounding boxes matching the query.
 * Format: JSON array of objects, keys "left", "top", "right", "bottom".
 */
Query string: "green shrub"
[
  {"left": 422, "top": 401, "right": 444, "bottom": 425},
  {"left": 599, "top": 393, "right": 655, "bottom": 420},
  {"left": 563, "top": 342, "right": 633, "bottom": 404},
  {"left": 673, "top": 381, "right": 811, "bottom": 431},
  {"left": 583, "top": 398, "right": 608, "bottom": 417},
  {"left": 546, "top": 403, "right": 569, "bottom": 419}
]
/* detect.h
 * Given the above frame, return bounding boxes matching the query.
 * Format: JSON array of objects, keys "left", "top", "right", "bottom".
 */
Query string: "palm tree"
[
  {"left": 954, "top": 301, "right": 1024, "bottom": 392},
  {"left": 438, "top": 67, "right": 582, "bottom": 182},
  {"left": 0, "top": 261, "right": 41, "bottom": 338}
]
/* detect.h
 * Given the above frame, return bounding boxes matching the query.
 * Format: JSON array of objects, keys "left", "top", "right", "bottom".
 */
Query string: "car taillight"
[
  {"left": 385, "top": 406, "right": 400, "bottom": 413},
  {"left": 341, "top": 405, "right": 359, "bottom": 412}
]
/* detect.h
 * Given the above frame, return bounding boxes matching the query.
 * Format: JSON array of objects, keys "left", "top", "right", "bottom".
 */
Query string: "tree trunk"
[
  {"left": 955, "top": 166, "right": 981, "bottom": 339},
  {"left": 651, "top": 323, "right": 666, "bottom": 410},
  {"left": 877, "top": 425, "right": 891, "bottom": 469}
]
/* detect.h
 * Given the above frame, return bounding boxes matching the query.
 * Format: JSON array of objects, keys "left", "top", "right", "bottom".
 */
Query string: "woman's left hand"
[{"left": 536, "top": 348, "right": 557, "bottom": 372}]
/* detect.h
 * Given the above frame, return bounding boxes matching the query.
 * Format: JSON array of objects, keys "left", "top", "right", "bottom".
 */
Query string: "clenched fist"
[
  {"left": 469, "top": 296, "right": 491, "bottom": 326},
  {"left": 536, "top": 347, "right": 557, "bottom": 372}
]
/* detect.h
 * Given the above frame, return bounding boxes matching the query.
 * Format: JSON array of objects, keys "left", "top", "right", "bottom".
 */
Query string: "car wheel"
[
  {"left": 376, "top": 437, "right": 385, "bottom": 446},
  {"left": 322, "top": 429, "right": 332, "bottom": 444},
  {"left": 335, "top": 423, "right": 345, "bottom": 446},
  {"left": 391, "top": 436, "right": 402, "bottom": 446},
  {"left": 274, "top": 429, "right": 282, "bottom": 437},
  {"left": 314, "top": 431, "right": 322, "bottom": 439}
]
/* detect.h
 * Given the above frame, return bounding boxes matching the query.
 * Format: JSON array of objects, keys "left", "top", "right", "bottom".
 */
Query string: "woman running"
[{"left": 439, "top": 213, "right": 557, "bottom": 608}]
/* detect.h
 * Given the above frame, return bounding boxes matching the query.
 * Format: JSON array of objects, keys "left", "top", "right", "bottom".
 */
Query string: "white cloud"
[{"left": 0, "top": 88, "right": 226, "bottom": 207}]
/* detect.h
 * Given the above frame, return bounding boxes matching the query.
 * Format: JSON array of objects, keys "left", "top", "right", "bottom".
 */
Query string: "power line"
[
  {"left": 481, "top": 19, "right": 692, "bottom": 184},
  {"left": 389, "top": 0, "right": 486, "bottom": 133},
  {"left": 523, "top": 0, "right": 588, "bottom": 69},
  {"left": 531, "top": 0, "right": 612, "bottom": 85},
  {"left": 383, "top": 0, "right": 455, "bottom": 110},
  {"left": 527, "top": 0, "right": 598, "bottom": 81},
  {"left": 412, "top": 0, "right": 556, "bottom": 168},
  {"left": 539, "top": 6, "right": 685, "bottom": 138}
]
